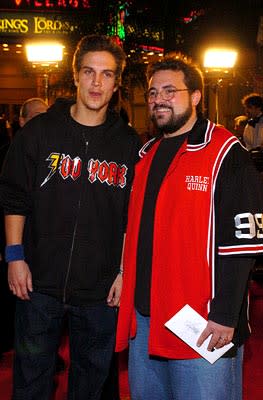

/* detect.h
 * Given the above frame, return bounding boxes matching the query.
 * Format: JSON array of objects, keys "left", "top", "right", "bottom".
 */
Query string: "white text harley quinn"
[{"left": 185, "top": 175, "right": 210, "bottom": 192}]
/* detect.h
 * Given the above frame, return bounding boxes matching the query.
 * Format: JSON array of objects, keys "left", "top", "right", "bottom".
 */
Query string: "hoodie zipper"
[{"left": 63, "top": 139, "right": 89, "bottom": 303}]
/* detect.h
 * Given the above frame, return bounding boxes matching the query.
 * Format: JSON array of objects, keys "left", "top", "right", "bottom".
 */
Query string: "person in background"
[
  {"left": 233, "top": 115, "right": 248, "bottom": 145},
  {"left": 19, "top": 97, "right": 48, "bottom": 128},
  {"left": 242, "top": 93, "right": 263, "bottom": 150},
  {"left": 116, "top": 55, "right": 263, "bottom": 400},
  {"left": 0, "top": 34, "right": 140, "bottom": 400}
]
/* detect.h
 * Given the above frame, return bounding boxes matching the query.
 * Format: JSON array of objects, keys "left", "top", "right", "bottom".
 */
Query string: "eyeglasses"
[{"left": 147, "top": 87, "right": 190, "bottom": 103}]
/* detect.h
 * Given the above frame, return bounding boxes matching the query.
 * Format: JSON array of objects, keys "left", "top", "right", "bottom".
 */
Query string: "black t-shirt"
[{"left": 135, "top": 133, "right": 188, "bottom": 315}]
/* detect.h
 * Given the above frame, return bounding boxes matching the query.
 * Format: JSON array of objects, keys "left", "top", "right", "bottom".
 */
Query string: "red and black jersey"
[{"left": 116, "top": 118, "right": 263, "bottom": 359}]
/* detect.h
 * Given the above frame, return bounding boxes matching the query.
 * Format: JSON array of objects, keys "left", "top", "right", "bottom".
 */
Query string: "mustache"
[{"left": 152, "top": 104, "right": 173, "bottom": 111}]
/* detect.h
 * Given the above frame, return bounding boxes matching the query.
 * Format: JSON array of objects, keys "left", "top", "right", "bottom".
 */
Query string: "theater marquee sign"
[
  {"left": 0, "top": 0, "right": 97, "bottom": 36},
  {"left": 0, "top": 13, "right": 80, "bottom": 35}
]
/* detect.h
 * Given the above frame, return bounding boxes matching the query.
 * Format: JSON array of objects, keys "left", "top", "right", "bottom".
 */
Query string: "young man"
[
  {"left": 0, "top": 35, "right": 140, "bottom": 400},
  {"left": 116, "top": 56, "right": 263, "bottom": 400},
  {"left": 242, "top": 92, "right": 263, "bottom": 151}
]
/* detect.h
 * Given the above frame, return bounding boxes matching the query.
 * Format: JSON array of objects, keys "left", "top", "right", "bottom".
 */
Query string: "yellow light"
[
  {"left": 25, "top": 42, "right": 63, "bottom": 63},
  {"left": 203, "top": 48, "right": 237, "bottom": 69}
]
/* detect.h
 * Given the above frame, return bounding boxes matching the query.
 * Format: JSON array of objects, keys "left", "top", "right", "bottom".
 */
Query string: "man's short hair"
[
  {"left": 72, "top": 35, "right": 126, "bottom": 85},
  {"left": 146, "top": 54, "right": 204, "bottom": 116},
  {"left": 20, "top": 98, "right": 47, "bottom": 118},
  {"left": 241, "top": 93, "right": 263, "bottom": 110}
]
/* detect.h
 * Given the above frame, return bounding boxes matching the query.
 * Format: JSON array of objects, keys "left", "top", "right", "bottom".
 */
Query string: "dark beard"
[{"left": 151, "top": 104, "right": 192, "bottom": 135}]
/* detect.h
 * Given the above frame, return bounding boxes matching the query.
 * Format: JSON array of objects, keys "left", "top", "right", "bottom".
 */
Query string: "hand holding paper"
[
  {"left": 196, "top": 319, "right": 234, "bottom": 351},
  {"left": 165, "top": 304, "right": 234, "bottom": 364}
]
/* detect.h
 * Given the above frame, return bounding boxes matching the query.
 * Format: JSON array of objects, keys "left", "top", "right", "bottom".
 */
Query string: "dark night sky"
[{"left": 128, "top": 0, "right": 262, "bottom": 57}]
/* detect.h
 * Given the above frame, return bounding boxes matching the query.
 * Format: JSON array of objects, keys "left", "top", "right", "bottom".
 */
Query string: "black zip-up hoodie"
[{"left": 0, "top": 98, "right": 141, "bottom": 305}]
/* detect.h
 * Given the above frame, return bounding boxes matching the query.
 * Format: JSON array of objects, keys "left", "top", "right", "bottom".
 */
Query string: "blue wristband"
[{"left": 5, "top": 244, "right": 25, "bottom": 263}]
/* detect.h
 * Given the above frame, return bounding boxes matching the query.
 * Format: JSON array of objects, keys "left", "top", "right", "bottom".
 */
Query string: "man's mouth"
[
  {"left": 153, "top": 105, "right": 171, "bottom": 113},
  {"left": 89, "top": 91, "right": 102, "bottom": 98}
]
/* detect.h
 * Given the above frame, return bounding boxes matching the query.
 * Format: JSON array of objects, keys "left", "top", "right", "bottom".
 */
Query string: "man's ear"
[
  {"left": 191, "top": 90, "right": 201, "bottom": 106},
  {"left": 19, "top": 116, "right": 25, "bottom": 128},
  {"left": 74, "top": 73, "right": 79, "bottom": 87}
]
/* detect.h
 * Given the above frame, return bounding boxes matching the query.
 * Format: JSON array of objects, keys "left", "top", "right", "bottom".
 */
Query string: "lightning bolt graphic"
[{"left": 40, "top": 153, "right": 62, "bottom": 187}]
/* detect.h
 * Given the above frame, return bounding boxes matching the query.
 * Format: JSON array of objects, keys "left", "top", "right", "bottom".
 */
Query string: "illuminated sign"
[
  {"left": 0, "top": 0, "right": 93, "bottom": 10},
  {"left": 138, "top": 45, "right": 164, "bottom": 53},
  {"left": 0, "top": 13, "right": 82, "bottom": 35}
]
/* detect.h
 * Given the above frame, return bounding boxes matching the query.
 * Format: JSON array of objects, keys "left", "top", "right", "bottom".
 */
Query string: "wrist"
[{"left": 5, "top": 244, "right": 25, "bottom": 263}]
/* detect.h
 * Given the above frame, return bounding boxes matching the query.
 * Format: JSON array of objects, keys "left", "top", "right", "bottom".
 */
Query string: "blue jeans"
[
  {"left": 128, "top": 311, "right": 243, "bottom": 400},
  {"left": 13, "top": 291, "right": 116, "bottom": 400}
]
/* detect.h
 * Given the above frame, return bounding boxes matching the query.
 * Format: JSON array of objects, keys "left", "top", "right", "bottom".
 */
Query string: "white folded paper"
[{"left": 164, "top": 304, "right": 234, "bottom": 364}]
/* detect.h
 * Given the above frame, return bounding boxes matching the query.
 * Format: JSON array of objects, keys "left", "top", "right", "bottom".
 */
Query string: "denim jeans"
[
  {"left": 13, "top": 291, "right": 116, "bottom": 400},
  {"left": 128, "top": 311, "right": 243, "bottom": 400}
]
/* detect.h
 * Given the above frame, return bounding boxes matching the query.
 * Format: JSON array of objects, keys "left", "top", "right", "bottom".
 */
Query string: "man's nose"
[
  {"left": 92, "top": 73, "right": 102, "bottom": 86},
  {"left": 153, "top": 91, "right": 164, "bottom": 103}
]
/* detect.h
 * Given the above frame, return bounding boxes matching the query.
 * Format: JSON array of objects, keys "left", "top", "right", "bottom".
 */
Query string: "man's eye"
[
  {"left": 165, "top": 88, "right": 176, "bottom": 95},
  {"left": 148, "top": 90, "right": 157, "bottom": 97},
  {"left": 84, "top": 69, "right": 93, "bottom": 75},
  {"left": 104, "top": 71, "right": 115, "bottom": 78}
]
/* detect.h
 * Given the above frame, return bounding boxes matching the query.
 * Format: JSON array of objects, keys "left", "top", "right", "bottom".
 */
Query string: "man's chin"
[
  {"left": 152, "top": 116, "right": 177, "bottom": 134},
  {"left": 158, "top": 123, "right": 178, "bottom": 134}
]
